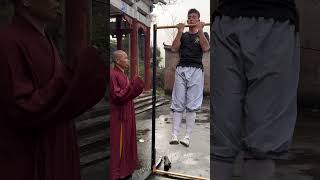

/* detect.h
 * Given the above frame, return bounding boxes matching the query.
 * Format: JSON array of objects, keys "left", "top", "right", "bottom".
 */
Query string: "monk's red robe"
[
  {"left": 109, "top": 66, "right": 144, "bottom": 180},
  {"left": 0, "top": 15, "right": 106, "bottom": 180}
]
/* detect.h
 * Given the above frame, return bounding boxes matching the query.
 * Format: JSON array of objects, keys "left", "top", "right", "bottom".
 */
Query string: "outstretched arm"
[
  {"left": 171, "top": 23, "right": 185, "bottom": 52},
  {"left": 196, "top": 22, "right": 210, "bottom": 52}
]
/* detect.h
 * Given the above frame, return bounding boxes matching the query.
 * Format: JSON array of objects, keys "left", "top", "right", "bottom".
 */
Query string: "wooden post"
[
  {"left": 144, "top": 27, "right": 151, "bottom": 91},
  {"left": 130, "top": 19, "right": 138, "bottom": 78},
  {"left": 65, "top": 0, "right": 89, "bottom": 67},
  {"left": 116, "top": 16, "right": 123, "bottom": 50}
]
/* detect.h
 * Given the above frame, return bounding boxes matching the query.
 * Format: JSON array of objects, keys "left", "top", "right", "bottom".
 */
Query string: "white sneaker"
[
  {"left": 180, "top": 136, "right": 190, "bottom": 147},
  {"left": 169, "top": 134, "right": 179, "bottom": 145}
]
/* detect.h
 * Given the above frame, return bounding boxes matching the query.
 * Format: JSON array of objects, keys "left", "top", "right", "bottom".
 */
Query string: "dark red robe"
[
  {"left": 0, "top": 15, "right": 106, "bottom": 180},
  {"left": 109, "top": 66, "right": 144, "bottom": 180}
]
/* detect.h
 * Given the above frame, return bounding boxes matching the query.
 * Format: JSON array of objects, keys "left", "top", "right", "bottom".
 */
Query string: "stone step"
[
  {"left": 78, "top": 92, "right": 152, "bottom": 121},
  {"left": 78, "top": 101, "right": 109, "bottom": 121},
  {"left": 136, "top": 99, "right": 170, "bottom": 114},
  {"left": 133, "top": 95, "right": 152, "bottom": 104},
  {"left": 77, "top": 98, "right": 169, "bottom": 132},
  {"left": 77, "top": 97, "right": 169, "bottom": 135},
  {"left": 134, "top": 97, "right": 167, "bottom": 110},
  {"left": 138, "top": 91, "right": 152, "bottom": 98},
  {"left": 79, "top": 128, "right": 109, "bottom": 155},
  {"left": 80, "top": 147, "right": 109, "bottom": 168},
  {"left": 76, "top": 115, "right": 108, "bottom": 137}
]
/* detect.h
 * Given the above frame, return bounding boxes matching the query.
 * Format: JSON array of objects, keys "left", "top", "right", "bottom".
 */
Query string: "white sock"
[
  {"left": 172, "top": 112, "right": 183, "bottom": 136},
  {"left": 186, "top": 111, "right": 196, "bottom": 138}
]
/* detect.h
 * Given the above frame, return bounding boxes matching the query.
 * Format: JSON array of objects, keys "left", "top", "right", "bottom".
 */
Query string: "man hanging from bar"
[
  {"left": 211, "top": 0, "right": 300, "bottom": 180},
  {"left": 169, "top": 8, "right": 210, "bottom": 147},
  {"left": 0, "top": 0, "right": 107, "bottom": 180},
  {"left": 109, "top": 50, "right": 145, "bottom": 180}
]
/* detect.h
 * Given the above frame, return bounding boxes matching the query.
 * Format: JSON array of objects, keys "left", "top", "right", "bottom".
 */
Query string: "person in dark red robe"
[
  {"left": 0, "top": 0, "right": 106, "bottom": 180},
  {"left": 109, "top": 50, "right": 144, "bottom": 180}
]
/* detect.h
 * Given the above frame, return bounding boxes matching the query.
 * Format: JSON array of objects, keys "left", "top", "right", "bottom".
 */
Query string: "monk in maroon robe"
[
  {"left": 109, "top": 50, "right": 144, "bottom": 180},
  {"left": 0, "top": 0, "right": 106, "bottom": 180}
]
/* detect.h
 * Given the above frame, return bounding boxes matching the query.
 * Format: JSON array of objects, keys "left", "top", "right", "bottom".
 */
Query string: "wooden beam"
[{"left": 153, "top": 169, "right": 209, "bottom": 180}]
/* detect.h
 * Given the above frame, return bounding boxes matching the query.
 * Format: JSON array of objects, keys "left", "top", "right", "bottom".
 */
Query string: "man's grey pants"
[
  {"left": 171, "top": 66, "right": 204, "bottom": 113},
  {"left": 211, "top": 16, "right": 300, "bottom": 162},
  {"left": 171, "top": 66, "right": 204, "bottom": 137}
]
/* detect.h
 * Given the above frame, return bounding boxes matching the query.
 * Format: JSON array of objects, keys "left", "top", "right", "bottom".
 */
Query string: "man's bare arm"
[
  {"left": 171, "top": 23, "right": 185, "bottom": 52},
  {"left": 196, "top": 22, "right": 210, "bottom": 52},
  {"left": 198, "top": 30, "right": 210, "bottom": 52}
]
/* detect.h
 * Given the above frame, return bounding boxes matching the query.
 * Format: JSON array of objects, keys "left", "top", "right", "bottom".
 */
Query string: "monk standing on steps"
[{"left": 0, "top": 0, "right": 107, "bottom": 179}]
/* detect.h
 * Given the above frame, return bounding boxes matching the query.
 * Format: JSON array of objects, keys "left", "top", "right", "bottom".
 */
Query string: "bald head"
[
  {"left": 112, "top": 50, "right": 129, "bottom": 71},
  {"left": 112, "top": 50, "right": 126, "bottom": 63}
]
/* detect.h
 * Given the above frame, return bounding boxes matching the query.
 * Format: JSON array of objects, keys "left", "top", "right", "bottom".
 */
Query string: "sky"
[{"left": 151, "top": 0, "right": 210, "bottom": 67}]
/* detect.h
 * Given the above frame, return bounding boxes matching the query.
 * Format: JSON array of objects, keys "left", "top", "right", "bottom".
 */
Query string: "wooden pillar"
[
  {"left": 144, "top": 27, "right": 151, "bottom": 91},
  {"left": 116, "top": 16, "right": 122, "bottom": 50},
  {"left": 65, "top": 0, "right": 89, "bottom": 67},
  {"left": 88, "top": 0, "right": 92, "bottom": 43},
  {"left": 130, "top": 19, "right": 138, "bottom": 78}
]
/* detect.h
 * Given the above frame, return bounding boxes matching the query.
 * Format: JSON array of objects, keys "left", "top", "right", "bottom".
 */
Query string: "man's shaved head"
[
  {"left": 112, "top": 50, "right": 129, "bottom": 70},
  {"left": 112, "top": 50, "right": 126, "bottom": 63}
]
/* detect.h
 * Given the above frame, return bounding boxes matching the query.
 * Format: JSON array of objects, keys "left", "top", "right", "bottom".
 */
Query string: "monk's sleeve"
[
  {"left": 0, "top": 41, "right": 106, "bottom": 129},
  {"left": 110, "top": 75, "right": 144, "bottom": 104},
  {"left": 0, "top": 41, "right": 58, "bottom": 128},
  {"left": 125, "top": 76, "right": 145, "bottom": 100}
]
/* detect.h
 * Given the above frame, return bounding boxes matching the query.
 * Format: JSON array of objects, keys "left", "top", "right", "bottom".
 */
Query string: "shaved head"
[
  {"left": 112, "top": 50, "right": 126, "bottom": 63},
  {"left": 112, "top": 50, "right": 129, "bottom": 70}
]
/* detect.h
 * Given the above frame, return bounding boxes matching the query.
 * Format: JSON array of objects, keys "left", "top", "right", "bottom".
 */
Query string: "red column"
[
  {"left": 116, "top": 16, "right": 122, "bottom": 50},
  {"left": 130, "top": 19, "right": 138, "bottom": 78},
  {"left": 117, "top": 36, "right": 122, "bottom": 50},
  {"left": 65, "top": 0, "right": 89, "bottom": 67},
  {"left": 144, "top": 27, "right": 151, "bottom": 91}
]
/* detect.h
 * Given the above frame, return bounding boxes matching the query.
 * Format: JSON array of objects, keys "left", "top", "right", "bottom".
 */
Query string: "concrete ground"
[
  {"left": 132, "top": 97, "right": 210, "bottom": 180},
  {"left": 80, "top": 96, "right": 320, "bottom": 180}
]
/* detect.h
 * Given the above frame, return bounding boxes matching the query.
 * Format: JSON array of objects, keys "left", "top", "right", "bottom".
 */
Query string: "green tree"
[
  {"left": 150, "top": 46, "right": 163, "bottom": 68},
  {"left": 150, "top": 46, "right": 164, "bottom": 91}
]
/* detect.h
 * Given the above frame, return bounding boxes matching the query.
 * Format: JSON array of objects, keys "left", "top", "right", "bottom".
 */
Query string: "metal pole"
[
  {"left": 151, "top": 24, "right": 157, "bottom": 170},
  {"left": 156, "top": 23, "right": 210, "bottom": 29}
]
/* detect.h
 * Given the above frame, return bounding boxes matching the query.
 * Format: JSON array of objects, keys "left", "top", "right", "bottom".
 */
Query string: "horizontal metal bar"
[{"left": 156, "top": 23, "right": 210, "bottom": 29}]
